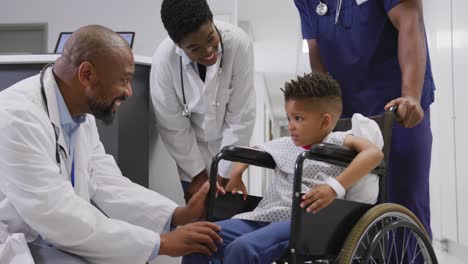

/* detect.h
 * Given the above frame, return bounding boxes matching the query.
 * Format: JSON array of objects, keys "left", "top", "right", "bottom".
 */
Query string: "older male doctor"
[
  {"left": 151, "top": 0, "right": 256, "bottom": 202},
  {"left": 0, "top": 25, "right": 222, "bottom": 264}
]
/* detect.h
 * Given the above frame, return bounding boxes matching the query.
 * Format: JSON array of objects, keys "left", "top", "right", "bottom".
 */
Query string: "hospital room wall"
[
  {"left": 0, "top": 0, "right": 237, "bottom": 57},
  {"left": 0, "top": 0, "right": 167, "bottom": 56},
  {"left": 425, "top": 0, "right": 468, "bottom": 258}
]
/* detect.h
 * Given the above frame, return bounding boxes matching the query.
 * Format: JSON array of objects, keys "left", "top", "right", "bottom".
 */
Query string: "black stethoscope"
[
  {"left": 180, "top": 26, "right": 224, "bottom": 118},
  {"left": 40, "top": 63, "right": 67, "bottom": 172},
  {"left": 316, "top": 0, "right": 342, "bottom": 24}
]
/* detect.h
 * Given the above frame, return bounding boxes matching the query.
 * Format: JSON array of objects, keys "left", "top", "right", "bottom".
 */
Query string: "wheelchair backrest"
[
  {"left": 333, "top": 109, "right": 396, "bottom": 203},
  {"left": 333, "top": 111, "right": 395, "bottom": 160}
]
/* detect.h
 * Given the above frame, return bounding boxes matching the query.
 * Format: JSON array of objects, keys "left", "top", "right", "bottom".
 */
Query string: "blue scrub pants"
[
  {"left": 388, "top": 108, "right": 432, "bottom": 238},
  {"left": 182, "top": 219, "right": 290, "bottom": 264},
  {"left": 387, "top": 109, "right": 432, "bottom": 264}
]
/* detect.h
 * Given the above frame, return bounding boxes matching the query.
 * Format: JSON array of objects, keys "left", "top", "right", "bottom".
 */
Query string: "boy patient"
[{"left": 182, "top": 72, "right": 384, "bottom": 264}]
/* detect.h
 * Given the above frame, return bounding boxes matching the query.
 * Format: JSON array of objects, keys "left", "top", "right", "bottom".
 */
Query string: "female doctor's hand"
[
  {"left": 173, "top": 182, "right": 225, "bottom": 225},
  {"left": 185, "top": 170, "right": 210, "bottom": 203},
  {"left": 385, "top": 96, "right": 424, "bottom": 128}
]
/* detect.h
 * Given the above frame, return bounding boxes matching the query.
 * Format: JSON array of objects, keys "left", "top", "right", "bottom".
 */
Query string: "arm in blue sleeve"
[
  {"left": 383, "top": 0, "right": 401, "bottom": 13},
  {"left": 294, "top": 0, "right": 317, "bottom": 39}
]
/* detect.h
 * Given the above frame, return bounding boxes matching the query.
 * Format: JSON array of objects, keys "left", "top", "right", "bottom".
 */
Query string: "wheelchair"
[{"left": 206, "top": 107, "right": 438, "bottom": 264}]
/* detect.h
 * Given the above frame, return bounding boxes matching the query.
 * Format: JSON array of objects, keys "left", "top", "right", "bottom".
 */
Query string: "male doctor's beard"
[{"left": 88, "top": 96, "right": 126, "bottom": 125}]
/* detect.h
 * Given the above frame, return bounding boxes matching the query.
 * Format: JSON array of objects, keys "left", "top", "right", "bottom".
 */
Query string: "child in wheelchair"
[{"left": 182, "top": 72, "right": 384, "bottom": 264}]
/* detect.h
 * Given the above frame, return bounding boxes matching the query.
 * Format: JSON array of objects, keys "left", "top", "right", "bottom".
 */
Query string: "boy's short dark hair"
[
  {"left": 161, "top": 0, "right": 213, "bottom": 44},
  {"left": 283, "top": 72, "right": 343, "bottom": 116}
]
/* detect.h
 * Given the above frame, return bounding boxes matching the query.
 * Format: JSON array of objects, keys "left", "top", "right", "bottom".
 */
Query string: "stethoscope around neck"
[
  {"left": 39, "top": 63, "right": 68, "bottom": 179},
  {"left": 316, "top": 0, "right": 343, "bottom": 24},
  {"left": 180, "top": 26, "right": 224, "bottom": 119}
]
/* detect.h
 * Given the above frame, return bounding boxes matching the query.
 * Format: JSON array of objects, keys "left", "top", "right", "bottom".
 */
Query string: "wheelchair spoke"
[
  {"left": 345, "top": 212, "right": 436, "bottom": 264},
  {"left": 400, "top": 227, "right": 410, "bottom": 264},
  {"left": 377, "top": 238, "right": 387, "bottom": 264},
  {"left": 409, "top": 247, "right": 423, "bottom": 264},
  {"left": 393, "top": 228, "right": 401, "bottom": 264},
  {"left": 359, "top": 239, "right": 368, "bottom": 252},
  {"left": 377, "top": 236, "right": 386, "bottom": 263}
]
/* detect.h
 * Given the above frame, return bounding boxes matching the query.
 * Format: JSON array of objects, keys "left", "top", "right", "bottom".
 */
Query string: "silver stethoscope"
[
  {"left": 39, "top": 63, "right": 68, "bottom": 177},
  {"left": 316, "top": 0, "right": 343, "bottom": 24},
  {"left": 180, "top": 26, "right": 224, "bottom": 118}
]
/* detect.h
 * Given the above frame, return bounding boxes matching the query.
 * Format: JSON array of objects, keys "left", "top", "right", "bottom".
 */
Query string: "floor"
[
  {"left": 435, "top": 248, "right": 466, "bottom": 264},
  {"left": 150, "top": 246, "right": 466, "bottom": 263}
]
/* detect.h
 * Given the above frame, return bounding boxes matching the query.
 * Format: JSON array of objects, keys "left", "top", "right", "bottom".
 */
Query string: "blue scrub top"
[{"left": 295, "top": 0, "right": 435, "bottom": 117}]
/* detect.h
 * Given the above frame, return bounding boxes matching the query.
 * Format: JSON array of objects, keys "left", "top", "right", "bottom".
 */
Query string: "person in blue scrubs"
[{"left": 295, "top": 0, "right": 435, "bottom": 243}]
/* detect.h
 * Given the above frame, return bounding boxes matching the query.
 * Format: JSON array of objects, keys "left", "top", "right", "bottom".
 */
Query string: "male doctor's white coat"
[
  {"left": 0, "top": 67, "right": 178, "bottom": 263},
  {"left": 151, "top": 21, "right": 256, "bottom": 181}
]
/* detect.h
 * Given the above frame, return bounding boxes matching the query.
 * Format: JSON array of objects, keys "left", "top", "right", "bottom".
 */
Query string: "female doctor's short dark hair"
[{"left": 161, "top": 0, "right": 213, "bottom": 44}]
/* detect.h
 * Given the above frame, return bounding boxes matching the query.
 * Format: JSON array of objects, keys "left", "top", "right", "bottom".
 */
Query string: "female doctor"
[{"left": 151, "top": 0, "right": 255, "bottom": 202}]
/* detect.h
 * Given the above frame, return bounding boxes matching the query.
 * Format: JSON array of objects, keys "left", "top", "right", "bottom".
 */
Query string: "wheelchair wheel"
[{"left": 338, "top": 203, "right": 437, "bottom": 264}]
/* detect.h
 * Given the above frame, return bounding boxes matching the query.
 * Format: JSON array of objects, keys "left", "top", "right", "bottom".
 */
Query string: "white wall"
[
  {"left": 0, "top": 0, "right": 166, "bottom": 56},
  {"left": 425, "top": 0, "right": 468, "bottom": 259},
  {"left": 452, "top": 0, "right": 468, "bottom": 249},
  {"left": 424, "top": 0, "right": 457, "bottom": 243}
]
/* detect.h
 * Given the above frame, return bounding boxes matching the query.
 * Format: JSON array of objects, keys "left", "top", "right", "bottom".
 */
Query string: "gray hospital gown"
[{"left": 234, "top": 128, "right": 380, "bottom": 222}]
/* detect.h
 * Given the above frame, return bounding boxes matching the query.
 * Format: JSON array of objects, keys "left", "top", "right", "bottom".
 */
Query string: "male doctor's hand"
[
  {"left": 161, "top": 183, "right": 224, "bottom": 257},
  {"left": 385, "top": 96, "right": 424, "bottom": 128},
  {"left": 174, "top": 182, "right": 225, "bottom": 225},
  {"left": 159, "top": 221, "right": 223, "bottom": 257}
]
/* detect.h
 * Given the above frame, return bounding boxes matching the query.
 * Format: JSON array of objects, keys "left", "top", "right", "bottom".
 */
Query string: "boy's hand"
[
  {"left": 300, "top": 184, "right": 337, "bottom": 214},
  {"left": 225, "top": 176, "right": 248, "bottom": 200}
]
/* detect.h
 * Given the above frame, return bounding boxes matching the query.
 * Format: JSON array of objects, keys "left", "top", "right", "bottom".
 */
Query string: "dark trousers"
[{"left": 387, "top": 108, "right": 432, "bottom": 238}]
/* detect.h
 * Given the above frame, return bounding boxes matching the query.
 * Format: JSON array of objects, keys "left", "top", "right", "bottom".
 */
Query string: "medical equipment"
[
  {"left": 316, "top": 0, "right": 328, "bottom": 16},
  {"left": 316, "top": 0, "right": 342, "bottom": 24},
  {"left": 39, "top": 63, "right": 67, "bottom": 177},
  {"left": 180, "top": 26, "right": 224, "bottom": 118}
]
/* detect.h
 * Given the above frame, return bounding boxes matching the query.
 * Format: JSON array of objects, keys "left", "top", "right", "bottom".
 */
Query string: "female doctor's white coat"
[
  {"left": 151, "top": 21, "right": 256, "bottom": 181},
  {"left": 0, "top": 68, "right": 178, "bottom": 263}
]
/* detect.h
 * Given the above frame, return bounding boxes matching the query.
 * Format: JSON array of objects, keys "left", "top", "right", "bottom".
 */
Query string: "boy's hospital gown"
[{"left": 234, "top": 114, "right": 383, "bottom": 222}]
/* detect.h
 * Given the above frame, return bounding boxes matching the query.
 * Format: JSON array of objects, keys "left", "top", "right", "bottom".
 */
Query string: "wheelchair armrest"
[
  {"left": 211, "top": 193, "right": 263, "bottom": 221},
  {"left": 207, "top": 146, "right": 275, "bottom": 221},
  {"left": 217, "top": 145, "right": 276, "bottom": 169},
  {"left": 308, "top": 143, "right": 385, "bottom": 175}
]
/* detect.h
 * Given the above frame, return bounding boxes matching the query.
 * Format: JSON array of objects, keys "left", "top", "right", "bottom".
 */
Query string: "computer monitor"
[{"left": 54, "top": 31, "right": 135, "bottom": 54}]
